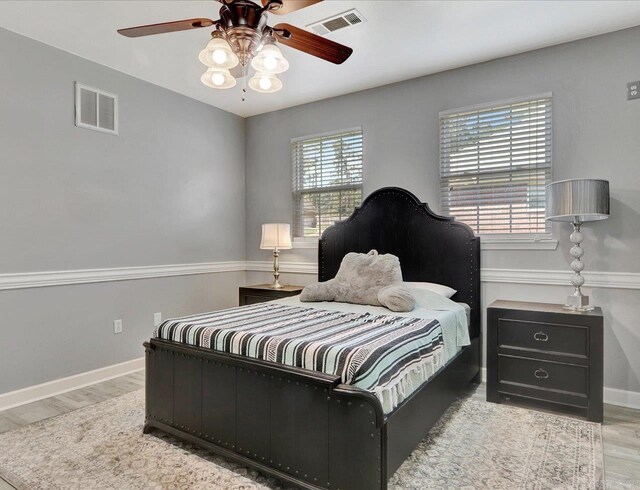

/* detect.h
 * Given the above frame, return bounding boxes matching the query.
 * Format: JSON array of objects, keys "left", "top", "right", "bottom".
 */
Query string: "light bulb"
[
  {"left": 251, "top": 41, "right": 289, "bottom": 74},
  {"left": 212, "top": 49, "right": 228, "bottom": 65},
  {"left": 259, "top": 76, "right": 272, "bottom": 91},
  {"left": 249, "top": 72, "right": 282, "bottom": 93},
  {"left": 211, "top": 73, "right": 225, "bottom": 86},
  {"left": 263, "top": 55, "right": 278, "bottom": 71},
  {"left": 198, "top": 35, "right": 239, "bottom": 69},
  {"left": 201, "top": 68, "right": 236, "bottom": 89}
]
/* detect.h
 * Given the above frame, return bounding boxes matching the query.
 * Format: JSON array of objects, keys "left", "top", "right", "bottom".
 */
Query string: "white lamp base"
[
  {"left": 270, "top": 249, "right": 283, "bottom": 289},
  {"left": 563, "top": 293, "right": 594, "bottom": 312},
  {"left": 563, "top": 221, "right": 595, "bottom": 312}
]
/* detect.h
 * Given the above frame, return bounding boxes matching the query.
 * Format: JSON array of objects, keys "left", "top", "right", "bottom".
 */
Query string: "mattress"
[
  {"left": 276, "top": 292, "right": 471, "bottom": 363},
  {"left": 154, "top": 290, "right": 470, "bottom": 415}
]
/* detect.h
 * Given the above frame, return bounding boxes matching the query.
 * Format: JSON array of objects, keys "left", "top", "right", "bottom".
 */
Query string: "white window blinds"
[
  {"left": 292, "top": 128, "right": 363, "bottom": 238},
  {"left": 439, "top": 95, "right": 552, "bottom": 235}
]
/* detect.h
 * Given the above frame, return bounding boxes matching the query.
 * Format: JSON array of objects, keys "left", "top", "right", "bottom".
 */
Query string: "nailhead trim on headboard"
[{"left": 318, "top": 187, "right": 481, "bottom": 338}]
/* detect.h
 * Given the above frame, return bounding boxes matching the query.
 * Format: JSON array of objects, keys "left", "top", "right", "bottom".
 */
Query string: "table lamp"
[
  {"left": 545, "top": 179, "right": 610, "bottom": 311},
  {"left": 260, "top": 223, "right": 293, "bottom": 289}
]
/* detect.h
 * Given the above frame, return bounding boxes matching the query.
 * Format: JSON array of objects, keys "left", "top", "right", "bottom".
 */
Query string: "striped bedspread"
[{"left": 154, "top": 302, "right": 445, "bottom": 413}]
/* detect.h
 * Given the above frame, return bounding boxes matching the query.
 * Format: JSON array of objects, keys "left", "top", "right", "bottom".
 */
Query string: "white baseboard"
[
  {"left": 0, "top": 357, "right": 144, "bottom": 411},
  {"left": 604, "top": 386, "right": 640, "bottom": 410}
]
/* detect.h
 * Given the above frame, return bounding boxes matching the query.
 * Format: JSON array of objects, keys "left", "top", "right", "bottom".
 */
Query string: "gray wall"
[
  {"left": 0, "top": 28, "right": 245, "bottom": 272},
  {"left": 245, "top": 26, "right": 640, "bottom": 272},
  {"left": 0, "top": 272, "right": 243, "bottom": 394},
  {"left": 245, "top": 26, "right": 640, "bottom": 395},
  {"left": 0, "top": 27, "right": 246, "bottom": 393}
]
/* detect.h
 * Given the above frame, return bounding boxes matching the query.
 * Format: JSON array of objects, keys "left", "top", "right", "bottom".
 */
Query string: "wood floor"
[{"left": 0, "top": 372, "right": 638, "bottom": 489}]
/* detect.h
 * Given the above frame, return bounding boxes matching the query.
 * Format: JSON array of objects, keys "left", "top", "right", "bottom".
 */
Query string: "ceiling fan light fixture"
[
  {"left": 118, "top": 0, "right": 355, "bottom": 99},
  {"left": 249, "top": 72, "right": 283, "bottom": 93},
  {"left": 251, "top": 42, "right": 289, "bottom": 74},
  {"left": 201, "top": 67, "right": 236, "bottom": 89},
  {"left": 198, "top": 32, "right": 239, "bottom": 70}
]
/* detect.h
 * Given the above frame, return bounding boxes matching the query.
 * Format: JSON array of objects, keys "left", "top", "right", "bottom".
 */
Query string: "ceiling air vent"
[
  {"left": 307, "top": 9, "right": 366, "bottom": 36},
  {"left": 75, "top": 83, "right": 118, "bottom": 135}
]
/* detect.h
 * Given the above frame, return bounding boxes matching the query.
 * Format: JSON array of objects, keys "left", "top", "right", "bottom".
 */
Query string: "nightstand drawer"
[
  {"left": 498, "top": 319, "right": 588, "bottom": 358},
  {"left": 498, "top": 355, "right": 588, "bottom": 397},
  {"left": 243, "top": 294, "right": 276, "bottom": 305},
  {"left": 239, "top": 285, "right": 304, "bottom": 306}
]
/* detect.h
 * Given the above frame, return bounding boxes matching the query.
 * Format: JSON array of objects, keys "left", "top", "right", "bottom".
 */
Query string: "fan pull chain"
[{"left": 242, "top": 64, "right": 247, "bottom": 102}]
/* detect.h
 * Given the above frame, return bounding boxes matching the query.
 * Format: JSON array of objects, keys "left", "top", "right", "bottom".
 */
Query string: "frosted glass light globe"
[
  {"left": 212, "top": 49, "right": 228, "bottom": 65},
  {"left": 198, "top": 35, "right": 238, "bottom": 70},
  {"left": 248, "top": 72, "right": 282, "bottom": 93},
  {"left": 211, "top": 72, "right": 225, "bottom": 86},
  {"left": 263, "top": 55, "right": 278, "bottom": 71},
  {"left": 251, "top": 43, "right": 289, "bottom": 74},
  {"left": 259, "top": 76, "right": 272, "bottom": 91},
  {"left": 200, "top": 68, "right": 236, "bottom": 89}
]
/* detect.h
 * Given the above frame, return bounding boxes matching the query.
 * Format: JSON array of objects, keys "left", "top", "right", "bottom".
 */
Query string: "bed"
[{"left": 143, "top": 186, "right": 481, "bottom": 490}]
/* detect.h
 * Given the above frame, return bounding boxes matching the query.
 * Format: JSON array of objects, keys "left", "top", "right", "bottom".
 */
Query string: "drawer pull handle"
[
  {"left": 534, "top": 368, "right": 549, "bottom": 379},
  {"left": 534, "top": 331, "right": 549, "bottom": 342}
]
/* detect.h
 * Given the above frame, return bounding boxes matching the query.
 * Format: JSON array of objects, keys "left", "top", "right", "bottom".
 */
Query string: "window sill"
[
  {"left": 293, "top": 238, "right": 319, "bottom": 249},
  {"left": 480, "top": 235, "right": 558, "bottom": 250}
]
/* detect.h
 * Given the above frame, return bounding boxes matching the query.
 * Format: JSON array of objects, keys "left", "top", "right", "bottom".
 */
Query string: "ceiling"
[{"left": 1, "top": 1, "right": 639, "bottom": 117}]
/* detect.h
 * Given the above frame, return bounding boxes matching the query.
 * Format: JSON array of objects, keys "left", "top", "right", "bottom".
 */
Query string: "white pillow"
[{"left": 404, "top": 281, "right": 457, "bottom": 299}]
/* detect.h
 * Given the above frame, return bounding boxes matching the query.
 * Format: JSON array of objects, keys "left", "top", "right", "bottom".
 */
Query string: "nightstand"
[
  {"left": 487, "top": 300, "right": 603, "bottom": 422},
  {"left": 239, "top": 284, "right": 304, "bottom": 306}
]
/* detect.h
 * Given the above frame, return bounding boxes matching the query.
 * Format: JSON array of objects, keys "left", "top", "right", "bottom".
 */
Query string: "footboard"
[{"left": 144, "top": 338, "right": 386, "bottom": 490}]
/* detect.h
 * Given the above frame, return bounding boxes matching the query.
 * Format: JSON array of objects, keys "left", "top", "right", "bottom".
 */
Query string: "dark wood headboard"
[{"left": 318, "top": 187, "right": 481, "bottom": 339}]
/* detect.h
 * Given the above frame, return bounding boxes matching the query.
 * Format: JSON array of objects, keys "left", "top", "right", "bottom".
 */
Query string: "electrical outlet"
[
  {"left": 154, "top": 312, "right": 162, "bottom": 327},
  {"left": 628, "top": 81, "right": 640, "bottom": 100},
  {"left": 113, "top": 319, "right": 123, "bottom": 334}
]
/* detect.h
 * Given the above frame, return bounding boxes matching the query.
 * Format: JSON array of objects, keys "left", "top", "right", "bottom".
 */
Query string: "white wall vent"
[
  {"left": 75, "top": 83, "right": 118, "bottom": 135},
  {"left": 307, "top": 9, "right": 366, "bottom": 36}
]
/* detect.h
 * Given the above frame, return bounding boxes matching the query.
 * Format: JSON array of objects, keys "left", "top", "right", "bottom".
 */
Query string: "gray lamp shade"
[{"left": 545, "top": 179, "right": 610, "bottom": 223}]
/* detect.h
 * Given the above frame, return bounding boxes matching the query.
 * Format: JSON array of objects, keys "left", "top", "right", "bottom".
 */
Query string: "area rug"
[{"left": 0, "top": 389, "right": 604, "bottom": 489}]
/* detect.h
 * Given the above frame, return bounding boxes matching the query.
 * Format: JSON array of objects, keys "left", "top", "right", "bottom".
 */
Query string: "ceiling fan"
[{"left": 118, "top": 0, "right": 354, "bottom": 95}]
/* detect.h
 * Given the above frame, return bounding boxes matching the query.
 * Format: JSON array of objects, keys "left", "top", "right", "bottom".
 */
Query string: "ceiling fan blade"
[
  {"left": 274, "top": 23, "right": 353, "bottom": 64},
  {"left": 118, "top": 18, "right": 215, "bottom": 38},
  {"left": 263, "top": 0, "right": 323, "bottom": 15}
]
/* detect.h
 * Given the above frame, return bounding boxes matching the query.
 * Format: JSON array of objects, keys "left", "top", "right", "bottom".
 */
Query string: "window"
[
  {"left": 292, "top": 128, "right": 363, "bottom": 238},
  {"left": 439, "top": 95, "right": 552, "bottom": 235}
]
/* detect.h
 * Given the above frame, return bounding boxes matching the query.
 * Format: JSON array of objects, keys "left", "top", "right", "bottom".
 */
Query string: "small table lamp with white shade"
[
  {"left": 545, "top": 179, "right": 610, "bottom": 311},
  {"left": 260, "top": 223, "right": 293, "bottom": 289}
]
